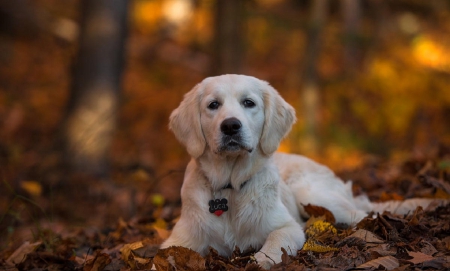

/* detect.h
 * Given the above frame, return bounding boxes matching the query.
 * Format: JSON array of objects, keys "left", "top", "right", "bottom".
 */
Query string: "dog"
[{"left": 159, "top": 74, "right": 431, "bottom": 268}]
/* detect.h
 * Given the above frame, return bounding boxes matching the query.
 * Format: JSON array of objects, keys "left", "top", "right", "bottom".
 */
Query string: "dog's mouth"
[
  {"left": 228, "top": 141, "right": 239, "bottom": 147},
  {"left": 217, "top": 137, "right": 253, "bottom": 154}
]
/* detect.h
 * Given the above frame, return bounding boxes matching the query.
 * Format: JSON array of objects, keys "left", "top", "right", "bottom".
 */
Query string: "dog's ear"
[
  {"left": 260, "top": 83, "right": 296, "bottom": 155},
  {"left": 169, "top": 84, "right": 205, "bottom": 158}
]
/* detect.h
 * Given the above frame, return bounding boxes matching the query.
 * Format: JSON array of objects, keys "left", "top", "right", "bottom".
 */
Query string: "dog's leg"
[
  {"left": 160, "top": 217, "right": 209, "bottom": 256},
  {"left": 254, "top": 220, "right": 305, "bottom": 269}
]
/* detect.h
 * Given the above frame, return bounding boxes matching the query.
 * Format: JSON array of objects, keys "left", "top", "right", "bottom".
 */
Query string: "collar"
[
  {"left": 200, "top": 170, "right": 251, "bottom": 192},
  {"left": 221, "top": 180, "right": 249, "bottom": 190}
]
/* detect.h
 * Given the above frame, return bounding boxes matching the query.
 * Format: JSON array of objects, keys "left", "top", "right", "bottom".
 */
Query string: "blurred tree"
[
  {"left": 342, "top": 0, "right": 362, "bottom": 74},
  {"left": 61, "top": 0, "right": 129, "bottom": 177},
  {"left": 0, "top": 0, "right": 40, "bottom": 37},
  {"left": 212, "top": 0, "right": 244, "bottom": 75},
  {"left": 301, "top": 0, "right": 328, "bottom": 154}
]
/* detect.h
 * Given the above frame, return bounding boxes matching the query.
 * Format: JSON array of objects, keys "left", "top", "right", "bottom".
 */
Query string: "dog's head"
[{"left": 169, "top": 75, "right": 296, "bottom": 158}]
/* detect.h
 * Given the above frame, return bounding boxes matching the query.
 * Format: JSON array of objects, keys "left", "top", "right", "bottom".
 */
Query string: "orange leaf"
[{"left": 303, "top": 204, "right": 336, "bottom": 223}]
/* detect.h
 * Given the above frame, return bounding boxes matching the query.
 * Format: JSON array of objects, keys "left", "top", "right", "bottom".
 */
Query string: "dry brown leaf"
[
  {"left": 442, "top": 236, "right": 450, "bottom": 250},
  {"left": 350, "top": 229, "right": 384, "bottom": 244},
  {"left": 134, "top": 239, "right": 160, "bottom": 258},
  {"left": 85, "top": 253, "right": 112, "bottom": 271},
  {"left": 335, "top": 236, "right": 366, "bottom": 248},
  {"left": 357, "top": 256, "right": 399, "bottom": 270},
  {"left": 406, "top": 251, "right": 434, "bottom": 265},
  {"left": 391, "top": 265, "right": 410, "bottom": 271},
  {"left": 367, "top": 243, "right": 396, "bottom": 256},
  {"left": 280, "top": 247, "right": 290, "bottom": 265},
  {"left": 120, "top": 239, "right": 156, "bottom": 269},
  {"left": 244, "top": 263, "right": 264, "bottom": 271},
  {"left": 420, "top": 256, "right": 449, "bottom": 269},
  {"left": 371, "top": 198, "right": 449, "bottom": 215},
  {"left": 419, "top": 175, "right": 450, "bottom": 194},
  {"left": 419, "top": 241, "right": 438, "bottom": 256},
  {"left": 120, "top": 240, "right": 142, "bottom": 268},
  {"left": 6, "top": 241, "right": 42, "bottom": 265},
  {"left": 154, "top": 246, "right": 206, "bottom": 271}
]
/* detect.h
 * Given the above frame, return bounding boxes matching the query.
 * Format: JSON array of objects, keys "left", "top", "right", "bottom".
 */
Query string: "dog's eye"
[
  {"left": 243, "top": 99, "right": 255, "bottom": 108},
  {"left": 208, "top": 101, "right": 220, "bottom": 110}
]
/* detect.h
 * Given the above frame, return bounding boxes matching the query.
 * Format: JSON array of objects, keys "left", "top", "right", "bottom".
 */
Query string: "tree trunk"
[
  {"left": 301, "top": 0, "right": 328, "bottom": 155},
  {"left": 212, "top": 0, "right": 243, "bottom": 75},
  {"left": 62, "top": 0, "right": 129, "bottom": 177},
  {"left": 342, "top": 0, "right": 361, "bottom": 74}
]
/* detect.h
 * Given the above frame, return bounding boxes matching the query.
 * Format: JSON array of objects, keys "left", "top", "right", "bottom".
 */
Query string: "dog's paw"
[{"left": 254, "top": 251, "right": 275, "bottom": 269}]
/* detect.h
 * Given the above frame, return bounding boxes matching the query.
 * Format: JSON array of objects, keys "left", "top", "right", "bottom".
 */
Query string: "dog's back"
[{"left": 274, "top": 152, "right": 371, "bottom": 225}]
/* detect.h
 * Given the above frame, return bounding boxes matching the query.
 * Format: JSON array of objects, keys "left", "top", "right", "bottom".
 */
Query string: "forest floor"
[{"left": 1, "top": 146, "right": 450, "bottom": 271}]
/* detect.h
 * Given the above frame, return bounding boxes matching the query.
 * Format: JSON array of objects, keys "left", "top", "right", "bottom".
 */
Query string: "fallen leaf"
[
  {"left": 20, "top": 180, "right": 42, "bottom": 196},
  {"left": 303, "top": 204, "right": 336, "bottom": 223},
  {"left": 349, "top": 229, "right": 384, "bottom": 243},
  {"left": 305, "top": 220, "right": 337, "bottom": 238},
  {"left": 103, "top": 258, "right": 127, "bottom": 271},
  {"left": 120, "top": 240, "right": 154, "bottom": 269},
  {"left": 420, "top": 256, "right": 448, "bottom": 269},
  {"left": 280, "top": 247, "right": 290, "bottom": 265},
  {"left": 380, "top": 191, "right": 404, "bottom": 201},
  {"left": 442, "top": 236, "right": 450, "bottom": 250},
  {"left": 407, "top": 206, "right": 424, "bottom": 226},
  {"left": 135, "top": 239, "right": 160, "bottom": 258},
  {"left": 321, "top": 245, "right": 369, "bottom": 269},
  {"left": 357, "top": 256, "right": 399, "bottom": 270},
  {"left": 302, "top": 239, "right": 339, "bottom": 253},
  {"left": 371, "top": 198, "right": 449, "bottom": 215},
  {"left": 406, "top": 251, "right": 434, "bottom": 265},
  {"left": 154, "top": 226, "right": 171, "bottom": 240},
  {"left": 391, "top": 265, "right": 410, "bottom": 271},
  {"left": 419, "top": 175, "right": 450, "bottom": 194},
  {"left": 335, "top": 236, "right": 366, "bottom": 249},
  {"left": 366, "top": 243, "right": 396, "bottom": 257},
  {"left": 6, "top": 241, "right": 42, "bottom": 265},
  {"left": 121, "top": 240, "right": 143, "bottom": 269},
  {"left": 88, "top": 253, "right": 112, "bottom": 271},
  {"left": 419, "top": 241, "right": 438, "bottom": 256},
  {"left": 154, "top": 246, "right": 205, "bottom": 271}
]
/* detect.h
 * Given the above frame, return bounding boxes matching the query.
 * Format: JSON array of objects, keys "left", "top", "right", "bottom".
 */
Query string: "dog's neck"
[{"left": 197, "top": 147, "right": 269, "bottom": 191}]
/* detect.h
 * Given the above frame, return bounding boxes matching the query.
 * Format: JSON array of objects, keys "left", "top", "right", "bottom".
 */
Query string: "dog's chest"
[{"left": 204, "top": 183, "right": 277, "bottom": 255}]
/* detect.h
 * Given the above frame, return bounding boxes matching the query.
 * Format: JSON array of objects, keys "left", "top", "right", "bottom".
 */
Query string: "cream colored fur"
[{"left": 160, "top": 74, "right": 371, "bottom": 269}]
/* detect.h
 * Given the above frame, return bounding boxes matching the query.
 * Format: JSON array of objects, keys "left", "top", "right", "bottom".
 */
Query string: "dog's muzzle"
[{"left": 218, "top": 118, "right": 252, "bottom": 153}]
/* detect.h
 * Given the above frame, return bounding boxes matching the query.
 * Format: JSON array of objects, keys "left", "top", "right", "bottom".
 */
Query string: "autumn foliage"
[{"left": 1, "top": 0, "right": 450, "bottom": 270}]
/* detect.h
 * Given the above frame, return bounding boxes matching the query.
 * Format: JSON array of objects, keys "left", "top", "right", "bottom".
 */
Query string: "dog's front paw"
[{"left": 254, "top": 251, "right": 276, "bottom": 270}]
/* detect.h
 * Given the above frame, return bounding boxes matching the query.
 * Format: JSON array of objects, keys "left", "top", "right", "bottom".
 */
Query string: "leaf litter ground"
[{"left": 1, "top": 147, "right": 450, "bottom": 270}]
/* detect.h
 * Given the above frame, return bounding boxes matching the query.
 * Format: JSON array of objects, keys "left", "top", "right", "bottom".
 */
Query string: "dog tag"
[{"left": 209, "top": 198, "right": 228, "bottom": 216}]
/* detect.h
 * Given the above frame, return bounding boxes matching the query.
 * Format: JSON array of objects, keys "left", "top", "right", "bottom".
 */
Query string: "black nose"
[{"left": 220, "top": 118, "right": 242, "bottom": 136}]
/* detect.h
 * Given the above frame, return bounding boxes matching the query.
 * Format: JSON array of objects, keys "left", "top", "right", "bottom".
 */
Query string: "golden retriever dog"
[{"left": 160, "top": 74, "right": 377, "bottom": 268}]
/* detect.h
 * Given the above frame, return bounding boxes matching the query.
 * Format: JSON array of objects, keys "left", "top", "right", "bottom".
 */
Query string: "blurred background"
[{"left": 1, "top": 0, "right": 450, "bottom": 248}]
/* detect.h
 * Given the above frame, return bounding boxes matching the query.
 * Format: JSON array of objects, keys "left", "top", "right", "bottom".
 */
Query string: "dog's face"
[
  {"left": 199, "top": 76, "right": 265, "bottom": 156},
  {"left": 170, "top": 75, "right": 296, "bottom": 158}
]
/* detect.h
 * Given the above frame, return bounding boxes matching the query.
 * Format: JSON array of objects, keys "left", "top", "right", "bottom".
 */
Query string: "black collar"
[{"left": 221, "top": 180, "right": 249, "bottom": 190}]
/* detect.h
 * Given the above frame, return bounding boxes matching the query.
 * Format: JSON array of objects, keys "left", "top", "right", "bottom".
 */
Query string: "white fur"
[{"left": 161, "top": 74, "right": 372, "bottom": 269}]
